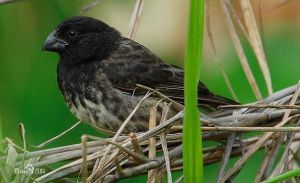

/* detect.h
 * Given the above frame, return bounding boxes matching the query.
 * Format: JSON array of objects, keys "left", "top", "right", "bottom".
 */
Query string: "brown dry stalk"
[
  {"left": 220, "top": 104, "right": 300, "bottom": 110},
  {"left": 147, "top": 102, "right": 160, "bottom": 182},
  {"left": 105, "top": 140, "right": 149, "bottom": 164},
  {"left": 226, "top": 0, "right": 249, "bottom": 40},
  {"left": 129, "top": 133, "right": 143, "bottom": 155},
  {"left": 4, "top": 137, "right": 28, "bottom": 153},
  {"left": 128, "top": 0, "right": 145, "bottom": 40},
  {"left": 0, "top": 0, "right": 25, "bottom": 4},
  {"left": 216, "top": 133, "right": 236, "bottom": 183},
  {"left": 268, "top": 83, "right": 300, "bottom": 177},
  {"left": 256, "top": 83, "right": 300, "bottom": 181},
  {"left": 81, "top": 135, "right": 88, "bottom": 183},
  {"left": 172, "top": 126, "right": 300, "bottom": 132},
  {"left": 159, "top": 102, "right": 172, "bottom": 183},
  {"left": 220, "top": 0, "right": 262, "bottom": 100},
  {"left": 205, "top": 0, "right": 239, "bottom": 102},
  {"left": 80, "top": 0, "right": 101, "bottom": 13},
  {"left": 240, "top": 0, "right": 273, "bottom": 95},
  {"left": 103, "top": 145, "right": 183, "bottom": 183},
  {"left": 137, "top": 84, "right": 184, "bottom": 111},
  {"left": 35, "top": 121, "right": 81, "bottom": 148},
  {"left": 221, "top": 114, "right": 300, "bottom": 182}
]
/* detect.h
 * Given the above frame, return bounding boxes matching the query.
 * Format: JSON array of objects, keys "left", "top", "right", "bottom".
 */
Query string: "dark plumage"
[{"left": 43, "top": 16, "right": 236, "bottom": 133}]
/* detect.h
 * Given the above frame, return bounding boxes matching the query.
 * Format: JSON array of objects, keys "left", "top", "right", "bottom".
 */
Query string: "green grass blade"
[
  {"left": 183, "top": 0, "right": 204, "bottom": 182},
  {"left": 261, "top": 168, "right": 300, "bottom": 183},
  {"left": 0, "top": 116, "right": 3, "bottom": 152}
]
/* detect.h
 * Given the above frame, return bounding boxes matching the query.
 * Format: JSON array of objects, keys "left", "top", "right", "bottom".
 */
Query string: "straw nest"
[{"left": 1, "top": 84, "right": 300, "bottom": 183}]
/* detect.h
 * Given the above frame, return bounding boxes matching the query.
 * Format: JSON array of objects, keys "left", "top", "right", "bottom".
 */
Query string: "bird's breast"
[
  {"left": 67, "top": 93, "right": 124, "bottom": 131},
  {"left": 56, "top": 63, "right": 156, "bottom": 133}
]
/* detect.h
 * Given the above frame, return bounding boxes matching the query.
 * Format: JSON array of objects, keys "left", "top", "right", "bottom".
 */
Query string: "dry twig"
[
  {"left": 128, "top": 0, "right": 145, "bottom": 39},
  {"left": 0, "top": 0, "right": 25, "bottom": 4},
  {"left": 240, "top": 0, "right": 273, "bottom": 95},
  {"left": 159, "top": 103, "right": 173, "bottom": 183},
  {"left": 216, "top": 133, "right": 236, "bottom": 183},
  {"left": 220, "top": 0, "right": 262, "bottom": 100},
  {"left": 205, "top": 0, "right": 239, "bottom": 102}
]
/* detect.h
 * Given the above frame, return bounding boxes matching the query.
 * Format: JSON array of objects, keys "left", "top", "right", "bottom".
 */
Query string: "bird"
[{"left": 43, "top": 16, "right": 236, "bottom": 134}]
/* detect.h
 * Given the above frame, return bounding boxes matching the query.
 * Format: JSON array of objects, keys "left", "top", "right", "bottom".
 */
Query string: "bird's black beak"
[{"left": 43, "top": 30, "right": 68, "bottom": 52}]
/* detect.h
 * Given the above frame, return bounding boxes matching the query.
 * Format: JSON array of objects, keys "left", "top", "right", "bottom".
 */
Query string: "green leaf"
[
  {"left": 261, "top": 168, "right": 300, "bottom": 183},
  {"left": 183, "top": 0, "right": 204, "bottom": 183}
]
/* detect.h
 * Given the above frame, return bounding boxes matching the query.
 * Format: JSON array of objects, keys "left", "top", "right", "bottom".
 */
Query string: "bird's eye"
[{"left": 67, "top": 30, "right": 77, "bottom": 38}]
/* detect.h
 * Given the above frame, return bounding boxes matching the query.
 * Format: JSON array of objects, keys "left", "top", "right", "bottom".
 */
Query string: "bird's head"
[{"left": 43, "top": 16, "right": 121, "bottom": 65}]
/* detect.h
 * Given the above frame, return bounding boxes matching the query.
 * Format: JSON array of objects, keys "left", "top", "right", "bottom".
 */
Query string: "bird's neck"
[{"left": 56, "top": 59, "right": 97, "bottom": 95}]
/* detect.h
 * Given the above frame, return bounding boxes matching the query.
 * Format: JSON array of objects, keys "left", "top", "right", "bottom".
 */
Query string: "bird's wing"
[{"left": 100, "top": 38, "right": 236, "bottom": 110}]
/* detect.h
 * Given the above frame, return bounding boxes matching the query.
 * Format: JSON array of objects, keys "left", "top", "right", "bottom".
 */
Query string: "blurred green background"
[{"left": 1, "top": 0, "right": 300, "bottom": 182}]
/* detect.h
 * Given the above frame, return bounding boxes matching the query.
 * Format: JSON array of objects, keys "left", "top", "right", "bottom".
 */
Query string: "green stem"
[
  {"left": 261, "top": 168, "right": 300, "bottom": 183},
  {"left": 183, "top": 0, "right": 204, "bottom": 182}
]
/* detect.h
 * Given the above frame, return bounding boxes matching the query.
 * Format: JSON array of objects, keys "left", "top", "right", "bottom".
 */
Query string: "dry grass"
[{"left": 1, "top": 83, "right": 300, "bottom": 182}]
